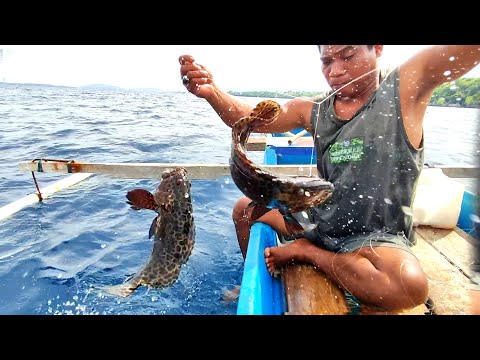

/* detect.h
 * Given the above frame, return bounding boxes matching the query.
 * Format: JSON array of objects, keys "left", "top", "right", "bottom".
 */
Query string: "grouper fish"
[
  {"left": 104, "top": 167, "right": 195, "bottom": 297},
  {"left": 229, "top": 100, "right": 334, "bottom": 228}
]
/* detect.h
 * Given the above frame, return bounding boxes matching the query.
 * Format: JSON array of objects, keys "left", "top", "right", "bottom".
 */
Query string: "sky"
[{"left": 0, "top": 45, "right": 479, "bottom": 92}]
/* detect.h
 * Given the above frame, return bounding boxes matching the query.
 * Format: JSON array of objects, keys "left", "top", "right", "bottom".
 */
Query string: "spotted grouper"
[
  {"left": 229, "top": 100, "right": 334, "bottom": 228},
  {"left": 104, "top": 167, "right": 195, "bottom": 297}
]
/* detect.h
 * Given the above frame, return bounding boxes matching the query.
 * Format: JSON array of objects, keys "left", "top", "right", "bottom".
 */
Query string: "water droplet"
[
  {"left": 384, "top": 198, "right": 393, "bottom": 205},
  {"left": 184, "top": 193, "right": 189, "bottom": 198},
  {"left": 305, "top": 191, "right": 310, "bottom": 197},
  {"left": 449, "top": 56, "right": 455, "bottom": 61},
  {"left": 358, "top": 195, "right": 363, "bottom": 198},
  {"left": 443, "top": 70, "right": 451, "bottom": 76}
]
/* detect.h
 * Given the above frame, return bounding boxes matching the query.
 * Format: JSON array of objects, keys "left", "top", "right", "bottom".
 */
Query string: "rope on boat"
[
  {"left": 32, "top": 158, "right": 76, "bottom": 173},
  {"left": 30, "top": 158, "right": 76, "bottom": 201}
]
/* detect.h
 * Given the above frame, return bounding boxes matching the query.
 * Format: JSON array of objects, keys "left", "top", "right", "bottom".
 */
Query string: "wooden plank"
[
  {"left": 282, "top": 263, "right": 429, "bottom": 315},
  {"left": 19, "top": 161, "right": 478, "bottom": 180},
  {"left": 283, "top": 264, "right": 349, "bottom": 315},
  {"left": 470, "top": 289, "right": 480, "bottom": 314},
  {"left": 246, "top": 137, "right": 267, "bottom": 151},
  {"left": 412, "top": 231, "right": 473, "bottom": 315},
  {"left": 19, "top": 161, "right": 319, "bottom": 179},
  {"left": 415, "top": 225, "right": 477, "bottom": 282},
  {"left": 436, "top": 165, "right": 480, "bottom": 179},
  {"left": 359, "top": 303, "right": 429, "bottom": 315},
  {"left": 0, "top": 173, "right": 93, "bottom": 222}
]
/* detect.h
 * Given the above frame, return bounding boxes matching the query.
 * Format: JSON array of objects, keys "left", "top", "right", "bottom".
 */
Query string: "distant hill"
[
  {"left": 0, "top": 81, "right": 170, "bottom": 93},
  {"left": 79, "top": 84, "right": 124, "bottom": 91},
  {"left": 0, "top": 82, "right": 73, "bottom": 89}
]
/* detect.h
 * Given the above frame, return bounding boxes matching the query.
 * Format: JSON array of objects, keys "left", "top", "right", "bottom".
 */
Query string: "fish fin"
[
  {"left": 148, "top": 216, "right": 159, "bottom": 239},
  {"left": 246, "top": 201, "right": 257, "bottom": 209},
  {"left": 126, "top": 189, "right": 157, "bottom": 211},
  {"left": 250, "top": 204, "right": 272, "bottom": 222},
  {"left": 281, "top": 212, "right": 310, "bottom": 234}
]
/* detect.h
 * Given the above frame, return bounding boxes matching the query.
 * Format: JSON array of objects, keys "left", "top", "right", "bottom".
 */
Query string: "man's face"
[{"left": 319, "top": 45, "right": 380, "bottom": 97}]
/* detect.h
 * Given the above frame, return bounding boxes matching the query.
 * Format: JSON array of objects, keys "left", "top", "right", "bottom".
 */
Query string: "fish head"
[
  {"left": 276, "top": 176, "right": 334, "bottom": 213},
  {"left": 155, "top": 167, "right": 192, "bottom": 209}
]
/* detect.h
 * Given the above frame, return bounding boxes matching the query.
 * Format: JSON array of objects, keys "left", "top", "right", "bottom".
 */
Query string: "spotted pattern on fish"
[
  {"left": 104, "top": 167, "right": 195, "bottom": 297},
  {"left": 229, "top": 100, "right": 334, "bottom": 214}
]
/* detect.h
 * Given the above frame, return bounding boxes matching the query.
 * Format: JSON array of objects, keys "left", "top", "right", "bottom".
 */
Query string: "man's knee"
[
  {"left": 232, "top": 196, "right": 252, "bottom": 224},
  {"left": 396, "top": 260, "right": 429, "bottom": 308}
]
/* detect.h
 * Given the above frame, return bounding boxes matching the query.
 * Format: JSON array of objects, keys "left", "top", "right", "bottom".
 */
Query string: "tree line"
[{"left": 229, "top": 77, "right": 480, "bottom": 108}]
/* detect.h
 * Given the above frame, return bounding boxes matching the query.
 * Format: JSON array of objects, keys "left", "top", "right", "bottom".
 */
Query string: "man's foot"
[
  {"left": 264, "top": 238, "right": 314, "bottom": 275},
  {"left": 222, "top": 285, "right": 241, "bottom": 303}
]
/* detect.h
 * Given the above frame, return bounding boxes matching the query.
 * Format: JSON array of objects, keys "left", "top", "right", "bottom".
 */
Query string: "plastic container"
[{"left": 412, "top": 168, "right": 465, "bottom": 229}]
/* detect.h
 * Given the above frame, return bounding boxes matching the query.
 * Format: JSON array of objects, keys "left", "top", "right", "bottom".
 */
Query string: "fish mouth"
[
  {"left": 162, "top": 167, "right": 188, "bottom": 179},
  {"left": 290, "top": 177, "right": 334, "bottom": 192}
]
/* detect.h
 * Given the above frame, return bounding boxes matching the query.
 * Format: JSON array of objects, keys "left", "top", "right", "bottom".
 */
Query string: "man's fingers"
[
  {"left": 185, "top": 70, "right": 210, "bottom": 79},
  {"left": 179, "top": 54, "right": 195, "bottom": 65}
]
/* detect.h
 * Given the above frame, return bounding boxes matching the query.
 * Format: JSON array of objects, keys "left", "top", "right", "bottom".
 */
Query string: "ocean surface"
[{"left": 0, "top": 83, "right": 478, "bottom": 315}]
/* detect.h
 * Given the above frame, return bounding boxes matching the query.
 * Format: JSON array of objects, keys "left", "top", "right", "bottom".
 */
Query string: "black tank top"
[{"left": 308, "top": 68, "right": 424, "bottom": 243}]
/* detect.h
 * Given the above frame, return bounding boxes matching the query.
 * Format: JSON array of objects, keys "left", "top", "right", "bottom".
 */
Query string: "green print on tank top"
[{"left": 329, "top": 137, "right": 365, "bottom": 164}]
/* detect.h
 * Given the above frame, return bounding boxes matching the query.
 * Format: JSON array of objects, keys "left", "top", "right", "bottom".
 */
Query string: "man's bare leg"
[
  {"left": 264, "top": 239, "right": 428, "bottom": 312},
  {"left": 232, "top": 196, "right": 292, "bottom": 259},
  {"left": 225, "top": 196, "right": 292, "bottom": 301}
]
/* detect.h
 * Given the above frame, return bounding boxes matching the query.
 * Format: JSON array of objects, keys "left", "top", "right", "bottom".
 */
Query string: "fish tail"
[
  {"left": 101, "top": 277, "right": 142, "bottom": 298},
  {"left": 102, "top": 273, "right": 144, "bottom": 298}
]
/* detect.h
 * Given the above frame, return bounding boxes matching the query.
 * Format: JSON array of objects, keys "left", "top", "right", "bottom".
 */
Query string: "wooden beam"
[
  {"left": 246, "top": 137, "right": 267, "bottom": 151},
  {"left": 436, "top": 165, "right": 480, "bottom": 179},
  {"left": 19, "top": 161, "right": 319, "bottom": 179},
  {"left": 18, "top": 160, "right": 479, "bottom": 180}
]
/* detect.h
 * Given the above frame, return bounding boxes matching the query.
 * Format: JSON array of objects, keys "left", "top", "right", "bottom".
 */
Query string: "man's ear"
[{"left": 374, "top": 45, "right": 384, "bottom": 57}]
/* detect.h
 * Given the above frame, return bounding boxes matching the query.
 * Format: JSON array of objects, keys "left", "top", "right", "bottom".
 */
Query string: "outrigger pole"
[
  {"left": 18, "top": 159, "right": 479, "bottom": 180},
  {"left": 0, "top": 173, "right": 92, "bottom": 221},
  {"left": 18, "top": 160, "right": 319, "bottom": 179}
]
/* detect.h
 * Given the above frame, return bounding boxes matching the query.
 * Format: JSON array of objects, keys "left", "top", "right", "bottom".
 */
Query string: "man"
[{"left": 179, "top": 45, "right": 480, "bottom": 311}]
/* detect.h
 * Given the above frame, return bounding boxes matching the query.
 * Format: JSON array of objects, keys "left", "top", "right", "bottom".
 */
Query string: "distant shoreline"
[
  {"left": 2, "top": 82, "right": 478, "bottom": 109},
  {"left": 229, "top": 92, "right": 480, "bottom": 109}
]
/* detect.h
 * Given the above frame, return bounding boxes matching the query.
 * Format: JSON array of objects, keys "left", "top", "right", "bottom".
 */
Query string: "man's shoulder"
[
  {"left": 380, "top": 67, "right": 398, "bottom": 83},
  {"left": 310, "top": 91, "right": 333, "bottom": 104}
]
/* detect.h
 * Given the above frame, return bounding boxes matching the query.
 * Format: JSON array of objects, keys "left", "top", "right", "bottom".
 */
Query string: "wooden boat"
[
  {"left": 10, "top": 135, "right": 480, "bottom": 315},
  {"left": 236, "top": 135, "right": 480, "bottom": 315}
]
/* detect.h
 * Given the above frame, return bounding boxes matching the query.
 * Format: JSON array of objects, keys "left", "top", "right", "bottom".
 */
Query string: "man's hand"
[{"left": 179, "top": 55, "right": 216, "bottom": 99}]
